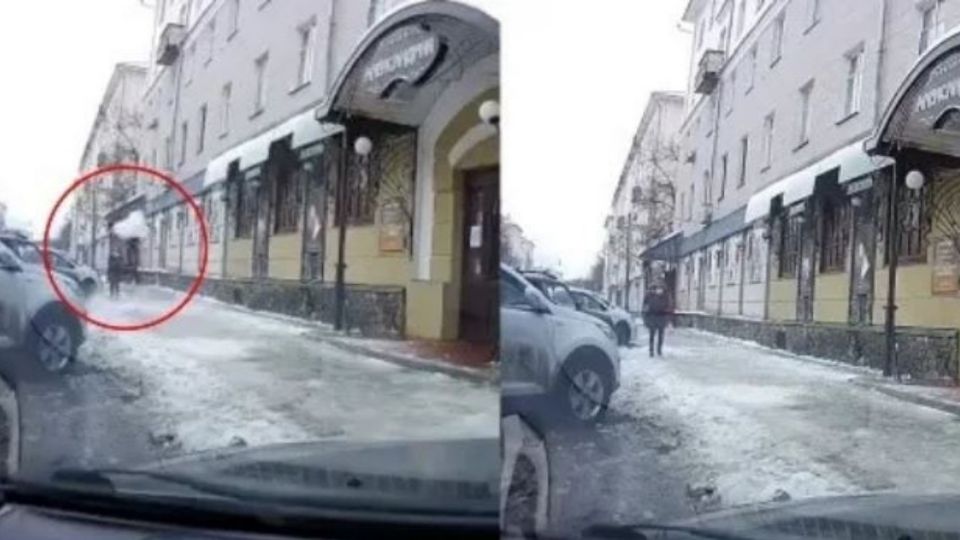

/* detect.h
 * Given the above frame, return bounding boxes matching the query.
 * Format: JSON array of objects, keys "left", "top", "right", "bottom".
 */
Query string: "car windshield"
[{"left": 0, "top": 0, "right": 501, "bottom": 525}]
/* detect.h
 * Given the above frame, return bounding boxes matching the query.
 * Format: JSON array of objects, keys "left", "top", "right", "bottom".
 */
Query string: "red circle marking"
[{"left": 42, "top": 163, "right": 209, "bottom": 332}]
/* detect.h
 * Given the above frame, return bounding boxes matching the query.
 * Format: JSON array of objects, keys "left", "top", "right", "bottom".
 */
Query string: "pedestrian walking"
[
  {"left": 107, "top": 249, "right": 122, "bottom": 299},
  {"left": 641, "top": 284, "right": 673, "bottom": 357}
]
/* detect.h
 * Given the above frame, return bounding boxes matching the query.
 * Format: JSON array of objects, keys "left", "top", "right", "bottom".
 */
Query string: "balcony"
[
  {"left": 156, "top": 23, "right": 186, "bottom": 66},
  {"left": 694, "top": 49, "right": 725, "bottom": 95}
]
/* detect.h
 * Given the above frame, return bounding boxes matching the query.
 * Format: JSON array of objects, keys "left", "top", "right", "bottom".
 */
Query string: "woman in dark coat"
[
  {"left": 641, "top": 285, "right": 673, "bottom": 357},
  {"left": 107, "top": 249, "right": 122, "bottom": 298}
]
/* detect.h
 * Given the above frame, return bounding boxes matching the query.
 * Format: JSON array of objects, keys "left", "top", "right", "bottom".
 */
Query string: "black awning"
[
  {"left": 679, "top": 206, "right": 749, "bottom": 257},
  {"left": 640, "top": 231, "right": 683, "bottom": 262}
]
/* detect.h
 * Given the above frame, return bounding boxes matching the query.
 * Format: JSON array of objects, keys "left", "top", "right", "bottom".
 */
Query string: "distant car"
[
  {"left": 0, "top": 234, "right": 95, "bottom": 296},
  {"left": 569, "top": 287, "right": 636, "bottom": 346},
  {"left": 501, "top": 265, "right": 621, "bottom": 424},
  {"left": 43, "top": 248, "right": 100, "bottom": 296},
  {"left": 0, "top": 240, "right": 86, "bottom": 372},
  {"left": 519, "top": 270, "right": 618, "bottom": 336}
]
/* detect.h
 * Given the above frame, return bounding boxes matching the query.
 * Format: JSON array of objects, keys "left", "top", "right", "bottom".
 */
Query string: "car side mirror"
[
  {"left": 0, "top": 252, "right": 22, "bottom": 273},
  {"left": 524, "top": 287, "right": 551, "bottom": 314}
]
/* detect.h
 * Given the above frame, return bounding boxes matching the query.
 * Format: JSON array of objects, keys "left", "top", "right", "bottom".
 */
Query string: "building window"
[
  {"left": 197, "top": 104, "right": 207, "bottom": 154},
  {"left": 738, "top": 135, "right": 749, "bottom": 187},
  {"left": 727, "top": 69, "right": 736, "bottom": 114},
  {"left": 748, "top": 45, "right": 758, "bottom": 91},
  {"left": 820, "top": 199, "right": 850, "bottom": 273},
  {"left": 179, "top": 121, "right": 189, "bottom": 165},
  {"left": 844, "top": 48, "right": 864, "bottom": 116},
  {"left": 253, "top": 53, "right": 269, "bottom": 114},
  {"left": 689, "top": 184, "right": 696, "bottom": 220},
  {"left": 736, "top": 0, "right": 746, "bottom": 37},
  {"left": 274, "top": 169, "right": 302, "bottom": 234},
  {"left": 164, "top": 136, "right": 173, "bottom": 169},
  {"left": 779, "top": 212, "right": 802, "bottom": 278},
  {"left": 771, "top": 13, "right": 785, "bottom": 65},
  {"left": 806, "top": 0, "right": 821, "bottom": 29},
  {"left": 747, "top": 230, "right": 763, "bottom": 283},
  {"left": 719, "top": 153, "right": 728, "bottom": 201},
  {"left": 727, "top": 240, "right": 739, "bottom": 284},
  {"left": 234, "top": 179, "right": 255, "bottom": 239},
  {"left": 762, "top": 112, "right": 775, "bottom": 167},
  {"left": 295, "top": 19, "right": 317, "bottom": 88},
  {"left": 697, "top": 19, "right": 705, "bottom": 49},
  {"left": 896, "top": 183, "right": 930, "bottom": 263},
  {"left": 220, "top": 83, "right": 231, "bottom": 135},
  {"left": 204, "top": 20, "right": 216, "bottom": 64},
  {"left": 227, "top": 0, "right": 240, "bottom": 37},
  {"left": 340, "top": 145, "right": 379, "bottom": 226},
  {"left": 798, "top": 80, "right": 813, "bottom": 145},
  {"left": 919, "top": 0, "right": 945, "bottom": 54}
]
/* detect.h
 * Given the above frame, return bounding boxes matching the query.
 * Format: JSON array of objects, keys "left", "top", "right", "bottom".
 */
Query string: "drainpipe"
[{"left": 873, "top": 0, "right": 890, "bottom": 127}]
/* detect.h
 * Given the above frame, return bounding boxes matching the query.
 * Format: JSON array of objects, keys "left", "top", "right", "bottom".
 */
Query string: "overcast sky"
[
  {"left": 499, "top": 0, "right": 691, "bottom": 278},
  {"left": 0, "top": 0, "right": 689, "bottom": 279},
  {"left": 0, "top": 1, "right": 153, "bottom": 236}
]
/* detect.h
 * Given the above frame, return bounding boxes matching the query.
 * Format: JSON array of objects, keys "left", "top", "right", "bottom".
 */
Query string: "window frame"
[
  {"left": 819, "top": 197, "right": 851, "bottom": 273},
  {"left": 253, "top": 52, "right": 269, "bottom": 115},
  {"left": 843, "top": 47, "right": 864, "bottom": 117},
  {"left": 197, "top": 103, "right": 207, "bottom": 154},
  {"left": 220, "top": 83, "right": 232, "bottom": 136},
  {"left": 778, "top": 211, "right": 802, "bottom": 278},
  {"left": 762, "top": 112, "right": 775, "bottom": 167},
  {"left": 738, "top": 135, "right": 749, "bottom": 188},
  {"left": 771, "top": 13, "right": 785, "bottom": 66},
  {"left": 798, "top": 80, "right": 814, "bottom": 146},
  {"left": 294, "top": 18, "right": 318, "bottom": 89}
]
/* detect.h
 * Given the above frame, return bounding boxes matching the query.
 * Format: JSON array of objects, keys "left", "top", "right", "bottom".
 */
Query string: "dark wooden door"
[{"left": 460, "top": 168, "right": 499, "bottom": 344}]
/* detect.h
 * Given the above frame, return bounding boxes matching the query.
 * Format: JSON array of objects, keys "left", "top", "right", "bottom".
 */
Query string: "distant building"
[
  {"left": 603, "top": 92, "right": 684, "bottom": 311},
  {"left": 70, "top": 62, "right": 148, "bottom": 271}
]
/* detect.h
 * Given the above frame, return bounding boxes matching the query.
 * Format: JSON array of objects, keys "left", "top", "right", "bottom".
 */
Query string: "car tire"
[
  {"left": 28, "top": 307, "right": 79, "bottom": 374},
  {"left": 615, "top": 322, "right": 631, "bottom": 346},
  {"left": 81, "top": 278, "right": 97, "bottom": 296},
  {"left": 556, "top": 353, "right": 612, "bottom": 425}
]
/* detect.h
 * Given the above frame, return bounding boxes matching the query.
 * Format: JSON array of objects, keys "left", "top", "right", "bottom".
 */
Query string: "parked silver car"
[
  {"left": 569, "top": 287, "right": 636, "bottom": 346},
  {"left": 0, "top": 240, "right": 86, "bottom": 372},
  {"left": 500, "top": 265, "right": 620, "bottom": 424}
]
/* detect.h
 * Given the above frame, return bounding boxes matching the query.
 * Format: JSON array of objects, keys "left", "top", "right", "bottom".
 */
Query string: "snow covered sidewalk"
[
  {"left": 611, "top": 328, "right": 960, "bottom": 511},
  {"left": 76, "top": 286, "right": 498, "bottom": 459}
]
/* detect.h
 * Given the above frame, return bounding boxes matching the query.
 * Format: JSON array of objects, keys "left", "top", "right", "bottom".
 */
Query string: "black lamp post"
[{"left": 334, "top": 132, "right": 373, "bottom": 332}]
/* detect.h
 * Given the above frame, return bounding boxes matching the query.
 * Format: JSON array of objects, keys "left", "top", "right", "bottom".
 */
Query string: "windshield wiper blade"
[{"left": 583, "top": 522, "right": 753, "bottom": 540}]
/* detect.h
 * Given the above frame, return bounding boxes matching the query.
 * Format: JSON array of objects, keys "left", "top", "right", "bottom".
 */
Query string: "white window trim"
[
  {"left": 842, "top": 45, "right": 865, "bottom": 118},
  {"left": 293, "top": 18, "right": 318, "bottom": 91},
  {"left": 771, "top": 13, "right": 785, "bottom": 66},
  {"left": 798, "top": 80, "right": 814, "bottom": 146}
]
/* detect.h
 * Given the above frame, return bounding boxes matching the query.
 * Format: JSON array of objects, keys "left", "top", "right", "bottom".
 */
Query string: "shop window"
[
  {"left": 779, "top": 213, "right": 802, "bottom": 278},
  {"left": 274, "top": 169, "right": 302, "bottom": 234},
  {"left": 820, "top": 198, "right": 850, "bottom": 273},
  {"left": 896, "top": 184, "right": 929, "bottom": 263},
  {"left": 234, "top": 180, "right": 255, "bottom": 239}
]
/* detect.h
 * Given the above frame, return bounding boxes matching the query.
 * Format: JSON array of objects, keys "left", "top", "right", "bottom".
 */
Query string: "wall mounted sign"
[
  {"left": 932, "top": 238, "right": 960, "bottom": 295},
  {"left": 845, "top": 176, "right": 874, "bottom": 196},
  {"left": 361, "top": 24, "right": 444, "bottom": 98},
  {"left": 887, "top": 48, "right": 960, "bottom": 148}
]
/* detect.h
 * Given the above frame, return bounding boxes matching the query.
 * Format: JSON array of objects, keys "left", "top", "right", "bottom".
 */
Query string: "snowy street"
[
  {"left": 546, "top": 327, "right": 960, "bottom": 532},
  {"left": 2, "top": 286, "right": 498, "bottom": 479}
]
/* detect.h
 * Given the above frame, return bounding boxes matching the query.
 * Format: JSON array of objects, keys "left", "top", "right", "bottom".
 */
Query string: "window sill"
[
  {"left": 770, "top": 55, "right": 781, "bottom": 68},
  {"left": 803, "top": 18, "right": 820, "bottom": 35},
  {"left": 258, "top": 0, "right": 271, "bottom": 10},
  {"left": 250, "top": 108, "right": 265, "bottom": 120},
  {"left": 745, "top": 85, "right": 754, "bottom": 95},
  {"left": 835, "top": 110, "right": 859, "bottom": 126},
  {"left": 793, "top": 139, "right": 810, "bottom": 152},
  {"left": 227, "top": 29, "right": 239, "bottom": 42},
  {"left": 725, "top": 108, "right": 733, "bottom": 117},
  {"left": 218, "top": 131, "right": 229, "bottom": 140},
  {"left": 204, "top": 58, "right": 212, "bottom": 68},
  {"left": 289, "top": 80, "right": 311, "bottom": 95},
  {"left": 761, "top": 165, "right": 771, "bottom": 173}
]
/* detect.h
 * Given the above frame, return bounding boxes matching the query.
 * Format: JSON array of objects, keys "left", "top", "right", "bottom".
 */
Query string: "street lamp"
[
  {"left": 906, "top": 169, "right": 926, "bottom": 191},
  {"left": 334, "top": 135, "right": 375, "bottom": 332},
  {"left": 478, "top": 100, "right": 500, "bottom": 128}
]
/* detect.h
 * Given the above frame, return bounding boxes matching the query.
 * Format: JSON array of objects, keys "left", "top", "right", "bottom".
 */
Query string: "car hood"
[
  {"left": 132, "top": 438, "right": 500, "bottom": 516},
  {"left": 665, "top": 493, "right": 960, "bottom": 539}
]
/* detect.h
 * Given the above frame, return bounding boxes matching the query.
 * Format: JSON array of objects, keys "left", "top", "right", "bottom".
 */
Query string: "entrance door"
[{"left": 460, "top": 168, "right": 499, "bottom": 344}]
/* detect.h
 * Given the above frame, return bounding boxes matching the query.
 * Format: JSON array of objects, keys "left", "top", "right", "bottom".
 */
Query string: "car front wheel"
[
  {"left": 29, "top": 310, "right": 78, "bottom": 373},
  {"left": 557, "top": 355, "right": 612, "bottom": 424}
]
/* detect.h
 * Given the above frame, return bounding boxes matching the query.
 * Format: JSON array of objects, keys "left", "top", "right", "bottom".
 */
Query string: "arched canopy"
[
  {"left": 316, "top": 1, "right": 499, "bottom": 127},
  {"left": 868, "top": 28, "right": 960, "bottom": 157}
]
